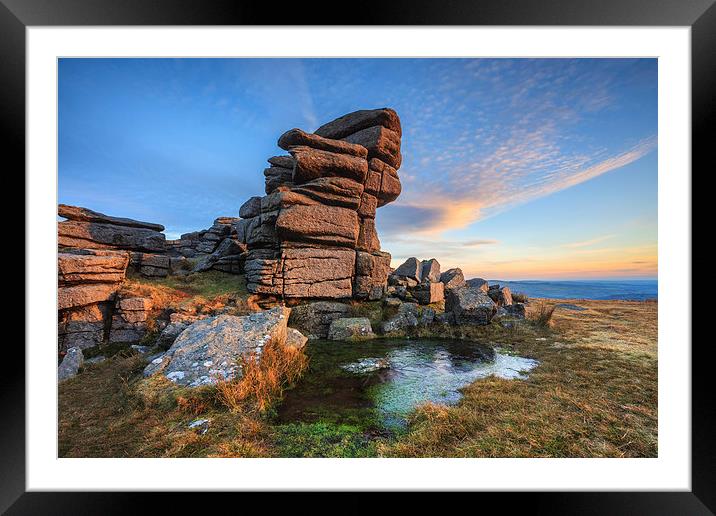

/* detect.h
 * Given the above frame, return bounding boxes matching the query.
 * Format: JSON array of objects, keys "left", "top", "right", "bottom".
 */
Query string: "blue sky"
[{"left": 58, "top": 58, "right": 657, "bottom": 280}]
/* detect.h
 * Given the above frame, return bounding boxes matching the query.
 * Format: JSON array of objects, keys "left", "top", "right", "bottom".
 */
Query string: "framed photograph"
[{"left": 9, "top": 0, "right": 708, "bottom": 511}]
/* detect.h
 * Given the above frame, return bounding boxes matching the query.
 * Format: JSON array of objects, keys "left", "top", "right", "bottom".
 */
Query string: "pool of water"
[{"left": 276, "top": 339, "right": 539, "bottom": 431}]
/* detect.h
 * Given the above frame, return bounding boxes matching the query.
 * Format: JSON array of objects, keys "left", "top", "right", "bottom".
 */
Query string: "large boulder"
[
  {"left": 109, "top": 296, "right": 153, "bottom": 343},
  {"left": 412, "top": 281, "right": 444, "bottom": 305},
  {"left": 314, "top": 108, "right": 402, "bottom": 140},
  {"left": 58, "top": 204, "right": 164, "bottom": 231},
  {"left": 58, "top": 220, "right": 165, "bottom": 253},
  {"left": 144, "top": 307, "right": 292, "bottom": 387},
  {"left": 327, "top": 317, "right": 375, "bottom": 341},
  {"left": 290, "top": 146, "right": 368, "bottom": 185},
  {"left": 281, "top": 247, "right": 356, "bottom": 298},
  {"left": 288, "top": 301, "right": 351, "bottom": 339},
  {"left": 445, "top": 287, "right": 497, "bottom": 325},
  {"left": 440, "top": 268, "right": 466, "bottom": 290},
  {"left": 278, "top": 128, "right": 368, "bottom": 158},
  {"left": 241, "top": 108, "right": 404, "bottom": 300},
  {"left": 353, "top": 250, "right": 391, "bottom": 300},
  {"left": 393, "top": 257, "right": 421, "bottom": 282},
  {"left": 275, "top": 204, "right": 359, "bottom": 247},
  {"left": 420, "top": 258, "right": 441, "bottom": 283},
  {"left": 343, "top": 125, "right": 402, "bottom": 169},
  {"left": 57, "top": 249, "right": 129, "bottom": 311}
]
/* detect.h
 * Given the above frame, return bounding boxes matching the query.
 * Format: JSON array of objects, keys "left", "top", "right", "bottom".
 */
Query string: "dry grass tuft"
[
  {"left": 512, "top": 292, "right": 529, "bottom": 303},
  {"left": 216, "top": 337, "right": 308, "bottom": 413},
  {"left": 531, "top": 302, "right": 556, "bottom": 328}
]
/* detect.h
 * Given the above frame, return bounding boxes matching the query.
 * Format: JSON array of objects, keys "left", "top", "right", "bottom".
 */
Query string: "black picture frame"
[{"left": 6, "top": 0, "right": 708, "bottom": 512}]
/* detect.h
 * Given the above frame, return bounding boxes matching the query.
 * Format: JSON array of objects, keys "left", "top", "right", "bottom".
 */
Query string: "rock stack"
[
  {"left": 59, "top": 204, "right": 169, "bottom": 278},
  {"left": 236, "top": 108, "right": 403, "bottom": 300},
  {"left": 388, "top": 257, "right": 449, "bottom": 305},
  {"left": 58, "top": 248, "right": 130, "bottom": 352}
]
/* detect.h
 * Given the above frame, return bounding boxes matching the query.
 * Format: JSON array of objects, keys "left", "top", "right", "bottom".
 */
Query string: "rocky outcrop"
[
  {"left": 388, "top": 257, "right": 446, "bottom": 305},
  {"left": 58, "top": 249, "right": 130, "bottom": 351},
  {"left": 237, "top": 108, "right": 402, "bottom": 299},
  {"left": 109, "top": 296, "right": 153, "bottom": 343},
  {"left": 59, "top": 205, "right": 166, "bottom": 253},
  {"left": 144, "top": 307, "right": 299, "bottom": 387},
  {"left": 166, "top": 217, "right": 247, "bottom": 275}
]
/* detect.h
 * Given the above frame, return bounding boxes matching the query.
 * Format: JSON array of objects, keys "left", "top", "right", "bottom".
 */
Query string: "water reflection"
[{"left": 277, "top": 339, "right": 538, "bottom": 430}]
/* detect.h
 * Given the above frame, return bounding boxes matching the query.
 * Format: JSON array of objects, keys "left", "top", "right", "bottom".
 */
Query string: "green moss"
[{"left": 272, "top": 422, "right": 377, "bottom": 457}]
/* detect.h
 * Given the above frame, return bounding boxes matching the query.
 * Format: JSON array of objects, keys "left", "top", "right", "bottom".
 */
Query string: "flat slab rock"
[
  {"left": 144, "top": 307, "right": 299, "bottom": 387},
  {"left": 59, "top": 204, "right": 165, "bottom": 232}
]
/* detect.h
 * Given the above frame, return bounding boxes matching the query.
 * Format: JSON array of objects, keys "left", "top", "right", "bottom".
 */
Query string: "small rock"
[
  {"left": 412, "top": 281, "right": 444, "bottom": 305},
  {"left": 58, "top": 347, "right": 84, "bottom": 382},
  {"left": 440, "top": 268, "right": 466, "bottom": 290},
  {"left": 188, "top": 418, "right": 211, "bottom": 435},
  {"left": 341, "top": 357, "right": 390, "bottom": 374},
  {"left": 285, "top": 328, "right": 308, "bottom": 350},
  {"left": 85, "top": 355, "right": 106, "bottom": 365},
  {"left": 327, "top": 317, "right": 375, "bottom": 341}
]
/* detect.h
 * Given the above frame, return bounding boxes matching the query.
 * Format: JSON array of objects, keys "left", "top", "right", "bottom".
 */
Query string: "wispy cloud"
[
  {"left": 381, "top": 136, "right": 655, "bottom": 236},
  {"left": 561, "top": 234, "right": 616, "bottom": 248},
  {"left": 463, "top": 239, "right": 499, "bottom": 247}
]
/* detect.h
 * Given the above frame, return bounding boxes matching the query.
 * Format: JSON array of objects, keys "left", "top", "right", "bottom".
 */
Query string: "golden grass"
[
  {"left": 59, "top": 296, "right": 658, "bottom": 458},
  {"left": 216, "top": 337, "right": 309, "bottom": 413},
  {"left": 59, "top": 338, "right": 308, "bottom": 457},
  {"left": 379, "top": 298, "right": 658, "bottom": 458}
]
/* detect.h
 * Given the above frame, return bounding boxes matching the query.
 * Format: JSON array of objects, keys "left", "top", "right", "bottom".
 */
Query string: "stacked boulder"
[
  {"left": 388, "top": 257, "right": 446, "bottom": 305},
  {"left": 236, "top": 108, "right": 402, "bottom": 300},
  {"left": 58, "top": 249, "right": 130, "bottom": 352},
  {"left": 59, "top": 204, "right": 169, "bottom": 278},
  {"left": 166, "top": 217, "right": 247, "bottom": 275}
]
